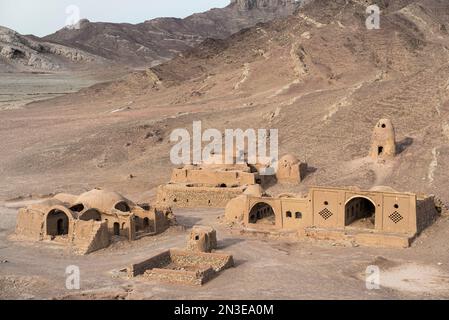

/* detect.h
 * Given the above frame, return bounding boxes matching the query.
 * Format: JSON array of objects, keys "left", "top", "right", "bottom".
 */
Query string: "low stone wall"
[
  {"left": 127, "top": 249, "right": 234, "bottom": 285},
  {"left": 157, "top": 184, "right": 246, "bottom": 208},
  {"left": 171, "top": 168, "right": 256, "bottom": 186},
  {"left": 128, "top": 250, "right": 171, "bottom": 277},
  {"left": 145, "top": 266, "right": 215, "bottom": 286},
  {"left": 170, "top": 249, "right": 234, "bottom": 272}
]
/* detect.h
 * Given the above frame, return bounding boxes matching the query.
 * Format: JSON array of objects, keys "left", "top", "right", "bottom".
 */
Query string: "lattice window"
[
  {"left": 319, "top": 208, "right": 333, "bottom": 220},
  {"left": 389, "top": 211, "right": 403, "bottom": 224}
]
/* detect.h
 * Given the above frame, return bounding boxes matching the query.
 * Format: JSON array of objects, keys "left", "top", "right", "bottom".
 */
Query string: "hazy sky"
[{"left": 0, "top": 0, "right": 230, "bottom": 37}]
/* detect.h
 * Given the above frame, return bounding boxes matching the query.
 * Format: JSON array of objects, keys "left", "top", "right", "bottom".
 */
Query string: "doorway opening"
[
  {"left": 345, "top": 197, "right": 376, "bottom": 229},
  {"left": 113, "top": 222, "right": 120, "bottom": 236},
  {"left": 46, "top": 210, "right": 69, "bottom": 236},
  {"left": 249, "top": 203, "right": 275, "bottom": 225}
]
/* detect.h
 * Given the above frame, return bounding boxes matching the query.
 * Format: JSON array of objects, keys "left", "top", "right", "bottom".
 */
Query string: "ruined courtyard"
[{"left": 2, "top": 0, "right": 449, "bottom": 301}]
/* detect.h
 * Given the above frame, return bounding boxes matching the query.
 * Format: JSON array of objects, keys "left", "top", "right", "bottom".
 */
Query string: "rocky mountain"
[
  {"left": 3, "top": 0, "right": 449, "bottom": 208},
  {"left": 0, "top": 26, "right": 105, "bottom": 72},
  {"left": 42, "top": 0, "right": 303, "bottom": 67}
]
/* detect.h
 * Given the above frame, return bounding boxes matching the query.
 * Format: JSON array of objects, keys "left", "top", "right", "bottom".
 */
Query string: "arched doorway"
[
  {"left": 249, "top": 202, "right": 275, "bottom": 225},
  {"left": 345, "top": 197, "right": 376, "bottom": 229},
  {"left": 113, "top": 222, "right": 120, "bottom": 236},
  {"left": 47, "top": 209, "right": 69, "bottom": 236},
  {"left": 134, "top": 216, "right": 140, "bottom": 232},
  {"left": 143, "top": 218, "right": 150, "bottom": 232}
]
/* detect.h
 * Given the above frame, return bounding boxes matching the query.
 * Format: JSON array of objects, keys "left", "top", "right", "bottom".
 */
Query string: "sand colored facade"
[
  {"left": 157, "top": 160, "right": 263, "bottom": 208},
  {"left": 186, "top": 226, "right": 218, "bottom": 253},
  {"left": 225, "top": 186, "right": 439, "bottom": 248},
  {"left": 156, "top": 152, "right": 310, "bottom": 208},
  {"left": 14, "top": 189, "right": 173, "bottom": 254},
  {"left": 369, "top": 119, "right": 397, "bottom": 160}
]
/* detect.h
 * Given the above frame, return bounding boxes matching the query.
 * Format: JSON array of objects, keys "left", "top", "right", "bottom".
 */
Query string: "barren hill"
[
  {"left": 2, "top": 0, "right": 449, "bottom": 209},
  {"left": 43, "top": 0, "right": 303, "bottom": 67},
  {"left": 0, "top": 26, "right": 105, "bottom": 72}
]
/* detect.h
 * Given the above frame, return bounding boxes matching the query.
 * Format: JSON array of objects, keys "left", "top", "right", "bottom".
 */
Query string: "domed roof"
[
  {"left": 28, "top": 198, "right": 66, "bottom": 212},
  {"left": 243, "top": 184, "right": 263, "bottom": 197},
  {"left": 370, "top": 185, "right": 398, "bottom": 193},
  {"left": 76, "top": 189, "right": 134, "bottom": 214},
  {"left": 279, "top": 154, "right": 300, "bottom": 164},
  {"left": 53, "top": 193, "right": 78, "bottom": 205}
]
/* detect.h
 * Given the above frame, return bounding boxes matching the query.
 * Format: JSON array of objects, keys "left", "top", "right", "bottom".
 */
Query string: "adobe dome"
[
  {"left": 370, "top": 186, "right": 398, "bottom": 193},
  {"left": 53, "top": 193, "right": 78, "bottom": 205},
  {"left": 369, "top": 119, "right": 396, "bottom": 160},
  {"left": 76, "top": 189, "right": 134, "bottom": 214},
  {"left": 279, "top": 154, "right": 300, "bottom": 165},
  {"left": 29, "top": 198, "right": 66, "bottom": 212},
  {"left": 243, "top": 184, "right": 263, "bottom": 197}
]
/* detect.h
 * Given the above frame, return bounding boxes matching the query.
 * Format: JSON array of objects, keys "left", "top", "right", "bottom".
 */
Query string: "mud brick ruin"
[
  {"left": 14, "top": 189, "right": 173, "bottom": 254},
  {"left": 156, "top": 153, "right": 263, "bottom": 208},
  {"left": 276, "top": 154, "right": 308, "bottom": 184},
  {"left": 13, "top": 118, "right": 442, "bottom": 254},
  {"left": 127, "top": 226, "right": 233, "bottom": 286},
  {"left": 224, "top": 186, "right": 439, "bottom": 248},
  {"left": 370, "top": 119, "right": 397, "bottom": 161},
  {"left": 156, "top": 148, "right": 307, "bottom": 208},
  {"left": 223, "top": 119, "right": 440, "bottom": 248},
  {"left": 187, "top": 225, "right": 218, "bottom": 253}
]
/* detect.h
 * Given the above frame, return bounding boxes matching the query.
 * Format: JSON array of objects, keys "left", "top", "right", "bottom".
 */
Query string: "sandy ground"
[
  {"left": 0, "top": 69, "right": 133, "bottom": 111},
  {"left": 0, "top": 72, "right": 98, "bottom": 111},
  {"left": 1, "top": 0, "right": 449, "bottom": 300},
  {"left": 1, "top": 199, "right": 449, "bottom": 300}
]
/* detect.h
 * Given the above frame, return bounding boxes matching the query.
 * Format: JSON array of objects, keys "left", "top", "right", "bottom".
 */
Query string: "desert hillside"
[
  {"left": 1, "top": 0, "right": 302, "bottom": 72},
  {"left": 0, "top": 26, "right": 105, "bottom": 72},
  {"left": 1, "top": 0, "right": 449, "bottom": 206},
  {"left": 42, "top": 0, "right": 302, "bottom": 67}
]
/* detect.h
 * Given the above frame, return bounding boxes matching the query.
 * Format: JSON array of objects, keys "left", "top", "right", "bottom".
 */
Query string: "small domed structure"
[
  {"left": 186, "top": 226, "right": 217, "bottom": 253},
  {"left": 369, "top": 119, "right": 396, "bottom": 160},
  {"left": 276, "top": 154, "right": 308, "bottom": 185}
]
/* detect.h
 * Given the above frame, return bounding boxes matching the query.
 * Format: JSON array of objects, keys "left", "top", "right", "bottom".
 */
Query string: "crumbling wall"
[
  {"left": 187, "top": 226, "right": 217, "bottom": 253},
  {"left": 145, "top": 267, "right": 215, "bottom": 286},
  {"left": 225, "top": 195, "right": 249, "bottom": 223},
  {"left": 276, "top": 154, "right": 308, "bottom": 185},
  {"left": 171, "top": 168, "right": 256, "bottom": 186},
  {"left": 14, "top": 209, "right": 44, "bottom": 241},
  {"left": 154, "top": 209, "right": 172, "bottom": 233},
  {"left": 170, "top": 249, "right": 234, "bottom": 272},
  {"left": 128, "top": 250, "right": 171, "bottom": 277},
  {"left": 157, "top": 184, "right": 245, "bottom": 208},
  {"left": 416, "top": 196, "right": 439, "bottom": 233},
  {"left": 128, "top": 249, "right": 234, "bottom": 285},
  {"left": 71, "top": 220, "right": 110, "bottom": 255}
]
